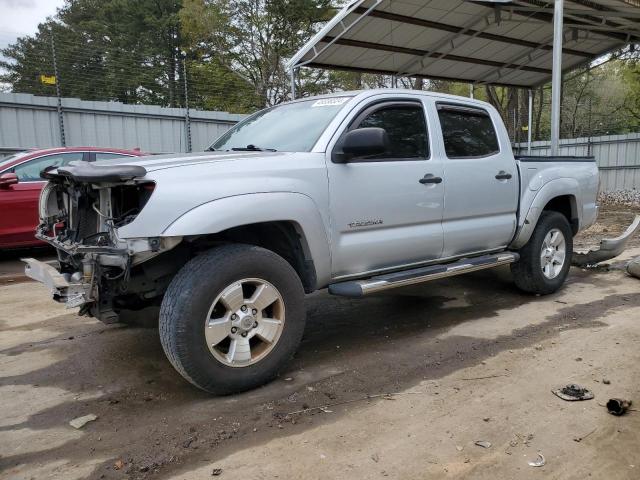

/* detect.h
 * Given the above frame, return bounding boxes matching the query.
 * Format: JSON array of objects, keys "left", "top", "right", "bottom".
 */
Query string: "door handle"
[
  {"left": 419, "top": 174, "right": 443, "bottom": 185},
  {"left": 495, "top": 171, "right": 513, "bottom": 180}
]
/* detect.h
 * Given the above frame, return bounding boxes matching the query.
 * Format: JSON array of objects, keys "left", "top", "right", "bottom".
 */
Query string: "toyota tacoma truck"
[{"left": 24, "top": 89, "right": 599, "bottom": 394}]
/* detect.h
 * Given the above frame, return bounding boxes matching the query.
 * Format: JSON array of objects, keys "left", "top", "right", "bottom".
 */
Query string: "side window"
[
  {"left": 437, "top": 106, "right": 499, "bottom": 158},
  {"left": 94, "top": 152, "right": 133, "bottom": 162},
  {"left": 13, "top": 152, "right": 83, "bottom": 181},
  {"left": 354, "top": 104, "right": 429, "bottom": 159}
]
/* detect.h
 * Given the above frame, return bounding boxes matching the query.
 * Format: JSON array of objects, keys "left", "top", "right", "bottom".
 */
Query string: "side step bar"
[{"left": 328, "top": 252, "right": 519, "bottom": 298}]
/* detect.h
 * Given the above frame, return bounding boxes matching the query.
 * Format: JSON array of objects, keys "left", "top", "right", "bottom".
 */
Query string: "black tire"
[
  {"left": 159, "top": 244, "right": 306, "bottom": 395},
  {"left": 511, "top": 211, "right": 573, "bottom": 295}
]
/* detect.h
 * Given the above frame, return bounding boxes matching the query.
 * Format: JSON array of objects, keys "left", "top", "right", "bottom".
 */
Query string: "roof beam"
[
  {"left": 303, "top": 62, "right": 529, "bottom": 89},
  {"left": 470, "top": 0, "right": 638, "bottom": 41},
  {"left": 321, "top": 36, "right": 552, "bottom": 75},
  {"left": 507, "top": 0, "right": 640, "bottom": 41},
  {"left": 353, "top": 6, "right": 592, "bottom": 58}
]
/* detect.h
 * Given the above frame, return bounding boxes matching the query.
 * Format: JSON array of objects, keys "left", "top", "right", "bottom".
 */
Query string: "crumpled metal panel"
[
  {"left": 628, "top": 256, "right": 640, "bottom": 279},
  {"left": 572, "top": 215, "right": 640, "bottom": 267}
]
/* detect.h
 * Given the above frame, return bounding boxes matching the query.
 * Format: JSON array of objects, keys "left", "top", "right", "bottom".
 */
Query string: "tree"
[
  {"left": 180, "top": 0, "right": 336, "bottom": 107},
  {"left": 1, "top": 0, "right": 186, "bottom": 107}
]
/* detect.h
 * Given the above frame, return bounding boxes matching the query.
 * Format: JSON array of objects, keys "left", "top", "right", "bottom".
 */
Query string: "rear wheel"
[
  {"left": 159, "top": 244, "right": 306, "bottom": 394},
  {"left": 511, "top": 211, "right": 573, "bottom": 295}
]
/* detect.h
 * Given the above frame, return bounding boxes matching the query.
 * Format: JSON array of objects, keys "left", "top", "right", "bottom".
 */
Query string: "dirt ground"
[{"left": 1, "top": 205, "right": 640, "bottom": 480}]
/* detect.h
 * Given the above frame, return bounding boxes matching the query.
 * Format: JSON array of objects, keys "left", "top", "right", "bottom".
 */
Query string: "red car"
[{"left": 0, "top": 147, "right": 145, "bottom": 248}]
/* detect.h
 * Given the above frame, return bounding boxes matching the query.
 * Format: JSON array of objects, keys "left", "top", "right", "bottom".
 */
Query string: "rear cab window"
[{"left": 436, "top": 104, "right": 499, "bottom": 158}]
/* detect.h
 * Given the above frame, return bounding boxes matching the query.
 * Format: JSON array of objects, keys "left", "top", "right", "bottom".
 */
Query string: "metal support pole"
[
  {"left": 181, "top": 52, "right": 192, "bottom": 153},
  {"left": 550, "top": 0, "right": 564, "bottom": 156},
  {"left": 527, "top": 89, "right": 533, "bottom": 154},
  {"left": 50, "top": 31, "right": 65, "bottom": 147},
  {"left": 469, "top": 84, "right": 474, "bottom": 99},
  {"left": 290, "top": 68, "right": 296, "bottom": 100}
]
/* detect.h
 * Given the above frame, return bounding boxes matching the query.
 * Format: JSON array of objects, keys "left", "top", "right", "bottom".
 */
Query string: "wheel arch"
[
  {"left": 161, "top": 192, "right": 332, "bottom": 291},
  {"left": 511, "top": 178, "right": 580, "bottom": 249}
]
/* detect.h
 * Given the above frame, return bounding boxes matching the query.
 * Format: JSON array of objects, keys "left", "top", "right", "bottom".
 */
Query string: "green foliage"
[
  {"left": 1, "top": 0, "right": 185, "bottom": 106},
  {"left": 180, "top": 0, "right": 337, "bottom": 107}
]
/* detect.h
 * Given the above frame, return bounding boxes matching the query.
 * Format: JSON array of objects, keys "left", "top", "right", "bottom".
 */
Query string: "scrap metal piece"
[
  {"left": 572, "top": 215, "right": 640, "bottom": 267},
  {"left": 552, "top": 384, "right": 594, "bottom": 401},
  {"left": 528, "top": 453, "right": 546, "bottom": 467},
  {"left": 628, "top": 257, "right": 640, "bottom": 279},
  {"left": 474, "top": 440, "right": 492, "bottom": 449},
  {"left": 69, "top": 413, "right": 98, "bottom": 429},
  {"left": 606, "top": 398, "right": 632, "bottom": 416}
]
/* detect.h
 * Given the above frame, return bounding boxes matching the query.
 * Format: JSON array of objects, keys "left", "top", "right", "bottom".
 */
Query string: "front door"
[
  {"left": 327, "top": 99, "right": 444, "bottom": 278},
  {"left": 435, "top": 103, "right": 519, "bottom": 258}
]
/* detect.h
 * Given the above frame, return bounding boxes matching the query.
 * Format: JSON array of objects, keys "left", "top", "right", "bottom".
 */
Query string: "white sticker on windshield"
[{"left": 312, "top": 97, "right": 350, "bottom": 107}]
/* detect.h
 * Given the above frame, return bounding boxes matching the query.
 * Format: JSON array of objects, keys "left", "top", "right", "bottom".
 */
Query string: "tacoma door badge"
[{"left": 348, "top": 219, "right": 384, "bottom": 229}]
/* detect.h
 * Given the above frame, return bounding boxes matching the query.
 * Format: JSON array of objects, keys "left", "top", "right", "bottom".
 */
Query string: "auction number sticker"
[{"left": 312, "top": 98, "right": 350, "bottom": 107}]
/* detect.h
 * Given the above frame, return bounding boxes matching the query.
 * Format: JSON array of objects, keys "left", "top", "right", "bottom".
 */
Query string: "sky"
[{"left": 0, "top": 0, "right": 65, "bottom": 52}]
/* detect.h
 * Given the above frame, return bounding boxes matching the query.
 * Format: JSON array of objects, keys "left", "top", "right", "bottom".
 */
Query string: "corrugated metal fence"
[
  {"left": 0, "top": 93, "right": 246, "bottom": 157},
  {"left": 515, "top": 134, "right": 640, "bottom": 192}
]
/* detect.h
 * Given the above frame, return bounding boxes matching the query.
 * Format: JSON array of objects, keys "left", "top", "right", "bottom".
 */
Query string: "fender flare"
[
  {"left": 510, "top": 178, "right": 579, "bottom": 249},
  {"left": 162, "top": 192, "right": 332, "bottom": 287}
]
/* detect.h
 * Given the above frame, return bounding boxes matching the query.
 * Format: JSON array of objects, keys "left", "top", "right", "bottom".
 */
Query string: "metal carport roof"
[
  {"left": 287, "top": 0, "right": 640, "bottom": 154},
  {"left": 287, "top": 0, "right": 640, "bottom": 88}
]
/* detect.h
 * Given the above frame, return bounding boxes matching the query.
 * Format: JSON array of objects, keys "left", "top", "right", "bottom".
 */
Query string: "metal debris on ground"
[
  {"left": 572, "top": 215, "right": 640, "bottom": 267},
  {"left": 211, "top": 468, "right": 223, "bottom": 476},
  {"left": 474, "top": 441, "right": 492, "bottom": 449},
  {"left": 69, "top": 413, "right": 98, "bottom": 429},
  {"left": 528, "top": 453, "right": 546, "bottom": 467},
  {"left": 628, "top": 257, "right": 640, "bottom": 279},
  {"left": 606, "top": 398, "right": 633, "bottom": 416},
  {"left": 574, "top": 428, "right": 597, "bottom": 443},
  {"left": 552, "top": 384, "right": 594, "bottom": 401}
]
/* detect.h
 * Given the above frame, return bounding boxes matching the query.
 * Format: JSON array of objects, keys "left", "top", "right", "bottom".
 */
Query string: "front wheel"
[
  {"left": 511, "top": 211, "right": 573, "bottom": 295},
  {"left": 159, "top": 244, "right": 306, "bottom": 394}
]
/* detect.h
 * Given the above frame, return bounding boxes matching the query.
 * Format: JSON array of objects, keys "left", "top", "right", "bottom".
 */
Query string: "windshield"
[
  {"left": 0, "top": 151, "right": 30, "bottom": 171},
  {"left": 210, "top": 97, "right": 352, "bottom": 152}
]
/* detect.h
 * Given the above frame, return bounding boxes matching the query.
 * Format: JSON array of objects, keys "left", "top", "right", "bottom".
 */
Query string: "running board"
[{"left": 328, "top": 252, "right": 519, "bottom": 298}]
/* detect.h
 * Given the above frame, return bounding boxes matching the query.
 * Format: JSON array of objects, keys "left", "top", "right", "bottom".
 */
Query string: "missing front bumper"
[{"left": 23, "top": 258, "right": 91, "bottom": 308}]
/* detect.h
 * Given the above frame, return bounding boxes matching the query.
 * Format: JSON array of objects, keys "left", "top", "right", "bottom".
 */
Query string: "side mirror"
[
  {"left": 336, "top": 127, "right": 389, "bottom": 163},
  {"left": 0, "top": 173, "right": 18, "bottom": 189}
]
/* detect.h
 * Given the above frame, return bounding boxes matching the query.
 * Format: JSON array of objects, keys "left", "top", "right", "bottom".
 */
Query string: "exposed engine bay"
[{"left": 25, "top": 162, "right": 185, "bottom": 323}]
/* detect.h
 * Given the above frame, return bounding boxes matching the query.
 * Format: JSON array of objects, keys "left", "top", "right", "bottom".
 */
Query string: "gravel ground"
[{"left": 1, "top": 206, "right": 639, "bottom": 480}]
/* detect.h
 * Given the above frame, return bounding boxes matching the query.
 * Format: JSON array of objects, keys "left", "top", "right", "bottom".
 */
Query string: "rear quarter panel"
[{"left": 511, "top": 159, "right": 599, "bottom": 249}]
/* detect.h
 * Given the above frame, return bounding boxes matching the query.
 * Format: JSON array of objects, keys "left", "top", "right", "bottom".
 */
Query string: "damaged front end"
[{"left": 24, "top": 161, "right": 183, "bottom": 323}]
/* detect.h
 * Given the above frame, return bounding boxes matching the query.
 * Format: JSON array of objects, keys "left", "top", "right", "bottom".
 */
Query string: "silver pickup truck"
[{"left": 25, "top": 89, "right": 599, "bottom": 394}]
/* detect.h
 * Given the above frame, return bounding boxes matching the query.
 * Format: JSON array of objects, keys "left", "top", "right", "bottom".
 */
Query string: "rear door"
[
  {"left": 435, "top": 103, "right": 519, "bottom": 257},
  {"left": 0, "top": 152, "right": 85, "bottom": 246},
  {"left": 327, "top": 98, "right": 444, "bottom": 278}
]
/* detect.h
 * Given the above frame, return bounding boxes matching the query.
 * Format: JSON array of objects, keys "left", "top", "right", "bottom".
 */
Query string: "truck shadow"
[{"left": 0, "top": 267, "right": 632, "bottom": 479}]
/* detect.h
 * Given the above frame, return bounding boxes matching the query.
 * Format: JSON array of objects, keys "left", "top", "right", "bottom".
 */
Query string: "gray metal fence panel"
[
  {"left": 515, "top": 133, "right": 640, "bottom": 192},
  {"left": 0, "top": 92, "right": 246, "bottom": 157}
]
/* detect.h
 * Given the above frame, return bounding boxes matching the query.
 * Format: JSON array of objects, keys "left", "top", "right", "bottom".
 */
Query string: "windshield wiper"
[{"left": 230, "top": 144, "right": 277, "bottom": 152}]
